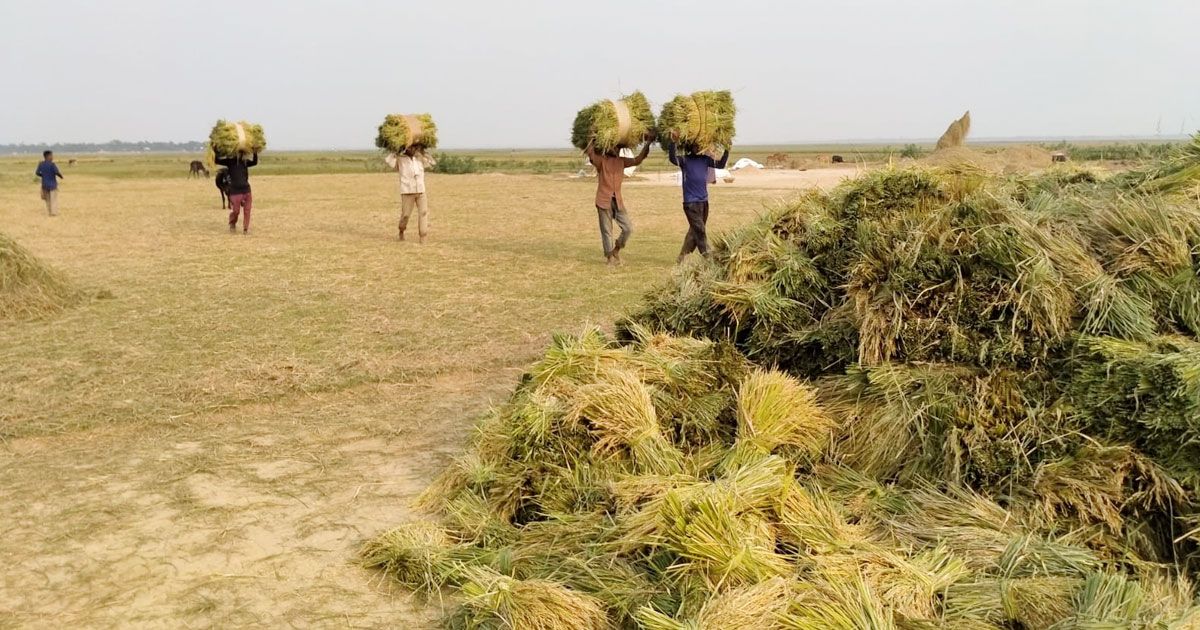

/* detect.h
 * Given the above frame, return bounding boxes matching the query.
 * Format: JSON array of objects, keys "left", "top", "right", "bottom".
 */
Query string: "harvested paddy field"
[{"left": 0, "top": 157, "right": 830, "bottom": 628}]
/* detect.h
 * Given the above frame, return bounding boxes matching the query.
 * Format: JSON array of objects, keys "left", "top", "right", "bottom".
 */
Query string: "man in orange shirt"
[{"left": 584, "top": 130, "right": 654, "bottom": 266}]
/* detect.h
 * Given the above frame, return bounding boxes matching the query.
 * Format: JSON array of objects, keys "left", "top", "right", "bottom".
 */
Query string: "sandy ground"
[
  {"left": 0, "top": 168, "right": 846, "bottom": 629},
  {"left": 2, "top": 376, "right": 505, "bottom": 629}
]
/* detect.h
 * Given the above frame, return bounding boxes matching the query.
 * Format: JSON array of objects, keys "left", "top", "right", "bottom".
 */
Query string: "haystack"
[
  {"left": 572, "top": 92, "right": 656, "bottom": 153},
  {"left": 375, "top": 113, "right": 438, "bottom": 153},
  {"left": 365, "top": 148, "right": 1200, "bottom": 628},
  {"left": 658, "top": 90, "right": 736, "bottom": 152},
  {"left": 922, "top": 144, "right": 1054, "bottom": 174},
  {"left": 207, "top": 119, "right": 266, "bottom": 160},
  {"left": 935, "top": 110, "right": 971, "bottom": 150},
  {"left": 1, "top": 232, "right": 83, "bottom": 319}
]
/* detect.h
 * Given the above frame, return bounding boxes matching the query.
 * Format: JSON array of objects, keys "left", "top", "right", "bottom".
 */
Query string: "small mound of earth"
[{"left": 922, "top": 145, "right": 1053, "bottom": 174}]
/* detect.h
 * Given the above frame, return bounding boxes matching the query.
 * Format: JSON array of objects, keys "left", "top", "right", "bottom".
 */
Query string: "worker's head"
[
  {"left": 404, "top": 145, "right": 418, "bottom": 157},
  {"left": 43, "top": 150, "right": 53, "bottom": 161}
]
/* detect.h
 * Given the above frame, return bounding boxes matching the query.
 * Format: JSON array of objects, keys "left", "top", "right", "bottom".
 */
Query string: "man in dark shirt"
[
  {"left": 667, "top": 140, "right": 730, "bottom": 263},
  {"left": 214, "top": 152, "right": 258, "bottom": 234},
  {"left": 35, "top": 150, "right": 64, "bottom": 216},
  {"left": 584, "top": 131, "right": 654, "bottom": 266}
]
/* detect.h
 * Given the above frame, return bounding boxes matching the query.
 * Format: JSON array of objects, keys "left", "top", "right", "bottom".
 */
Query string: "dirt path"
[{"left": 1, "top": 371, "right": 521, "bottom": 628}]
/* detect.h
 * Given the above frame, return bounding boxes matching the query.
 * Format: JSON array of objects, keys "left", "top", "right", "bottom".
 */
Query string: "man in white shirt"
[{"left": 385, "top": 146, "right": 437, "bottom": 243}]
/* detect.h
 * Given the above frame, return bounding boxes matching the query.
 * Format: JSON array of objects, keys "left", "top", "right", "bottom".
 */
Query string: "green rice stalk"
[
  {"left": 569, "top": 367, "right": 684, "bottom": 475},
  {"left": 730, "top": 369, "right": 833, "bottom": 468},
  {"left": 1027, "top": 445, "right": 1136, "bottom": 533},
  {"left": 455, "top": 565, "right": 609, "bottom": 630},
  {"left": 780, "top": 575, "right": 897, "bottom": 630},
  {"left": 636, "top": 576, "right": 792, "bottom": 630},
  {"left": 1066, "top": 572, "right": 1144, "bottom": 624},
  {"left": 659, "top": 491, "right": 793, "bottom": 587},
  {"left": 615, "top": 455, "right": 792, "bottom": 550},
  {"left": 360, "top": 522, "right": 474, "bottom": 594},
  {"left": 942, "top": 577, "right": 1080, "bottom": 629}
]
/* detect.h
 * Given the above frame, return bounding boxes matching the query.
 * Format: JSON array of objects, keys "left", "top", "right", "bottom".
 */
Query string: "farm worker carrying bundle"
[
  {"left": 666, "top": 137, "right": 730, "bottom": 263},
  {"left": 584, "top": 129, "right": 655, "bottom": 267},
  {"left": 214, "top": 152, "right": 258, "bottom": 234},
  {"left": 384, "top": 146, "right": 437, "bottom": 243}
]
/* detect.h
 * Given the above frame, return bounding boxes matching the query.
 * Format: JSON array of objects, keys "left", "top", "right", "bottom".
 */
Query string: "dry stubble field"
[{"left": 0, "top": 156, "right": 830, "bottom": 628}]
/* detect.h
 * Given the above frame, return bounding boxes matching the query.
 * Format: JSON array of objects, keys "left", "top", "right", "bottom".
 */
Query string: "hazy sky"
[{"left": 2, "top": 0, "right": 1197, "bottom": 149}]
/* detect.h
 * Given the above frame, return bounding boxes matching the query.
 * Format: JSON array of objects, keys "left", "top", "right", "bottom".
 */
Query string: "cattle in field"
[
  {"left": 189, "top": 160, "right": 210, "bottom": 178},
  {"left": 215, "top": 168, "right": 231, "bottom": 209}
]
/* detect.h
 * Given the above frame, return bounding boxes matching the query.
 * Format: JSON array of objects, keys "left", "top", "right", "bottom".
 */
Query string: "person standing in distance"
[{"left": 35, "top": 150, "right": 64, "bottom": 216}]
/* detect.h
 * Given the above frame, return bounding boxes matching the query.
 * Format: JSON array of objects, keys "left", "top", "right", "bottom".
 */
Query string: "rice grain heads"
[
  {"left": 1, "top": 232, "right": 83, "bottom": 319},
  {"left": 375, "top": 113, "right": 439, "bottom": 153},
  {"left": 207, "top": 119, "right": 266, "bottom": 159},
  {"left": 658, "top": 91, "right": 736, "bottom": 152},
  {"left": 572, "top": 92, "right": 656, "bottom": 153}
]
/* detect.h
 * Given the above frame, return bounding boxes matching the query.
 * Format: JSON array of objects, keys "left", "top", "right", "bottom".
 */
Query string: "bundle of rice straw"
[
  {"left": 375, "top": 113, "right": 439, "bottom": 153},
  {"left": 207, "top": 119, "right": 266, "bottom": 162},
  {"left": 657, "top": 90, "right": 736, "bottom": 152},
  {"left": 935, "top": 110, "right": 971, "bottom": 150},
  {"left": 571, "top": 92, "right": 655, "bottom": 153}
]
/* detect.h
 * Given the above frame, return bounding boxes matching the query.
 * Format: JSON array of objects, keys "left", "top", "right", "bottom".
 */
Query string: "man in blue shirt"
[
  {"left": 35, "top": 150, "right": 64, "bottom": 216},
  {"left": 667, "top": 140, "right": 729, "bottom": 263}
]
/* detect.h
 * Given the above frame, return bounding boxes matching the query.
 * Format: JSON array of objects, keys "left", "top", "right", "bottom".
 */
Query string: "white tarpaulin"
[
  {"left": 619, "top": 147, "right": 638, "bottom": 176},
  {"left": 730, "top": 157, "right": 764, "bottom": 171}
]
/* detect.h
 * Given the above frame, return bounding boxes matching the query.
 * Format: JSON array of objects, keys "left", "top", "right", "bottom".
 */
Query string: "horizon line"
[{"left": 3, "top": 133, "right": 1191, "bottom": 154}]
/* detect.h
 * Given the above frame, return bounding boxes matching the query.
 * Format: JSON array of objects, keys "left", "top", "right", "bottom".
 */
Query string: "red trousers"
[{"left": 228, "top": 193, "right": 252, "bottom": 231}]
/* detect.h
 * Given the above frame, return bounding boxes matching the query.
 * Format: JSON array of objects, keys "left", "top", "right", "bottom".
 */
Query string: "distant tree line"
[{"left": 0, "top": 140, "right": 205, "bottom": 154}]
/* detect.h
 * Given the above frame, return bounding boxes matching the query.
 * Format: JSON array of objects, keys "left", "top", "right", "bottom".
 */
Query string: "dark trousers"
[
  {"left": 680, "top": 201, "right": 710, "bottom": 256},
  {"left": 597, "top": 197, "right": 633, "bottom": 256}
]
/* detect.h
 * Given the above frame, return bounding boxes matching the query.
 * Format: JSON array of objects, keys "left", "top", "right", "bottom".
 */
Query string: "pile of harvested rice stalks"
[{"left": 365, "top": 139, "right": 1200, "bottom": 629}]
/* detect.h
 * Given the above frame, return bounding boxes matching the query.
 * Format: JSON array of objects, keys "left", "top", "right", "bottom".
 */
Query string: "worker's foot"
[
  {"left": 676, "top": 254, "right": 687, "bottom": 265},
  {"left": 612, "top": 251, "right": 624, "bottom": 267},
  {"left": 398, "top": 230, "right": 405, "bottom": 242},
  {"left": 419, "top": 235, "right": 426, "bottom": 244},
  {"left": 243, "top": 229, "right": 250, "bottom": 236},
  {"left": 606, "top": 255, "right": 617, "bottom": 268},
  {"left": 228, "top": 224, "right": 236, "bottom": 234}
]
